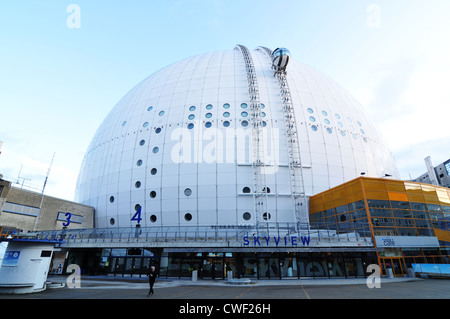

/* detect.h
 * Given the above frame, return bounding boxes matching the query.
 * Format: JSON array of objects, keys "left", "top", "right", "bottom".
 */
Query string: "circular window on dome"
[
  {"left": 150, "top": 215, "right": 157, "bottom": 223},
  {"left": 223, "top": 103, "right": 230, "bottom": 109},
  {"left": 241, "top": 103, "right": 248, "bottom": 108},
  {"left": 335, "top": 113, "right": 340, "bottom": 119},
  {"left": 143, "top": 122, "right": 149, "bottom": 128},
  {"left": 188, "top": 114, "right": 195, "bottom": 120},
  {"left": 261, "top": 103, "right": 265, "bottom": 109},
  {"left": 324, "top": 119, "right": 330, "bottom": 125},
  {"left": 261, "top": 112, "right": 266, "bottom": 117},
  {"left": 147, "top": 106, "right": 153, "bottom": 112},
  {"left": 340, "top": 130, "right": 346, "bottom": 137},
  {"left": 152, "top": 147, "right": 159, "bottom": 153},
  {"left": 263, "top": 212, "right": 271, "bottom": 221},
  {"left": 243, "top": 212, "right": 251, "bottom": 221},
  {"left": 205, "top": 121, "right": 212, "bottom": 128},
  {"left": 352, "top": 133, "right": 357, "bottom": 139},
  {"left": 326, "top": 127, "right": 333, "bottom": 134},
  {"left": 309, "top": 116, "right": 316, "bottom": 122},
  {"left": 357, "top": 121, "right": 362, "bottom": 127},
  {"left": 135, "top": 181, "right": 141, "bottom": 188},
  {"left": 205, "top": 113, "right": 212, "bottom": 118},
  {"left": 122, "top": 121, "right": 127, "bottom": 127},
  {"left": 338, "top": 122, "right": 343, "bottom": 127},
  {"left": 151, "top": 168, "right": 157, "bottom": 175},
  {"left": 184, "top": 213, "right": 192, "bottom": 222},
  {"left": 135, "top": 204, "right": 141, "bottom": 211},
  {"left": 242, "top": 187, "right": 251, "bottom": 193},
  {"left": 241, "top": 111, "right": 248, "bottom": 117},
  {"left": 184, "top": 188, "right": 192, "bottom": 196},
  {"left": 187, "top": 123, "right": 194, "bottom": 129},
  {"left": 159, "top": 111, "right": 165, "bottom": 116},
  {"left": 139, "top": 140, "right": 145, "bottom": 146},
  {"left": 155, "top": 127, "right": 162, "bottom": 134},
  {"left": 189, "top": 106, "right": 196, "bottom": 111},
  {"left": 150, "top": 191, "right": 157, "bottom": 198},
  {"left": 311, "top": 125, "right": 318, "bottom": 131},
  {"left": 307, "top": 108, "right": 314, "bottom": 114},
  {"left": 223, "top": 112, "right": 230, "bottom": 118},
  {"left": 206, "top": 104, "right": 213, "bottom": 110},
  {"left": 136, "top": 159, "right": 143, "bottom": 166},
  {"left": 241, "top": 120, "right": 248, "bottom": 127},
  {"left": 322, "top": 111, "right": 328, "bottom": 116},
  {"left": 109, "top": 196, "right": 115, "bottom": 203},
  {"left": 110, "top": 218, "right": 115, "bottom": 225},
  {"left": 347, "top": 117, "right": 352, "bottom": 123},
  {"left": 223, "top": 121, "right": 230, "bottom": 127},
  {"left": 363, "top": 137, "right": 368, "bottom": 143},
  {"left": 262, "top": 121, "right": 267, "bottom": 127},
  {"left": 360, "top": 129, "right": 365, "bottom": 134}
]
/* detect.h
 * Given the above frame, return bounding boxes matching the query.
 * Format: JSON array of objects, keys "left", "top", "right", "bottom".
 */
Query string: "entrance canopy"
[{"left": 18, "top": 223, "right": 374, "bottom": 249}]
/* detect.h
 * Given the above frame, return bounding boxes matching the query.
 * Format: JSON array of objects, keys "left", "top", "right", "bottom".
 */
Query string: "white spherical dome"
[{"left": 75, "top": 45, "right": 398, "bottom": 228}]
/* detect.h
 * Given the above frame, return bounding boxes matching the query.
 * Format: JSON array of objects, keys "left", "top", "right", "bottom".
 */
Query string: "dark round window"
[
  {"left": 150, "top": 215, "right": 157, "bottom": 223},
  {"left": 184, "top": 213, "right": 192, "bottom": 221},
  {"left": 263, "top": 212, "right": 271, "bottom": 221},
  {"left": 150, "top": 191, "right": 157, "bottom": 198},
  {"left": 150, "top": 168, "right": 157, "bottom": 175},
  {"left": 110, "top": 218, "right": 115, "bottom": 225},
  {"left": 243, "top": 187, "right": 251, "bottom": 193},
  {"left": 109, "top": 196, "right": 115, "bottom": 203},
  {"left": 243, "top": 212, "right": 251, "bottom": 221}
]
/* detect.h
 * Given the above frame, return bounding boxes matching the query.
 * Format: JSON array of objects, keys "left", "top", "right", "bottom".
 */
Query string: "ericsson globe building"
[
  {"left": 62, "top": 45, "right": 430, "bottom": 280},
  {"left": 75, "top": 45, "right": 398, "bottom": 229}
]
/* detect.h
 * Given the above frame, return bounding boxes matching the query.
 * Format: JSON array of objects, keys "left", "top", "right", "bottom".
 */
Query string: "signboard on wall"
[
  {"left": 375, "top": 236, "right": 439, "bottom": 248},
  {"left": 2, "top": 251, "right": 20, "bottom": 266}
]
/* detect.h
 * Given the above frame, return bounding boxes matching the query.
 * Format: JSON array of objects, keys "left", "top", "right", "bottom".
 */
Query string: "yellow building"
[{"left": 309, "top": 177, "right": 450, "bottom": 276}]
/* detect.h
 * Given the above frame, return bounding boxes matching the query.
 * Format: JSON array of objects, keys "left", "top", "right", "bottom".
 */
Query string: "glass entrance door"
[{"left": 380, "top": 257, "right": 406, "bottom": 277}]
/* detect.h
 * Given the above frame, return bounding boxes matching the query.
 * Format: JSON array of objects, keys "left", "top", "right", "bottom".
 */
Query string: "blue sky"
[{"left": 1, "top": 0, "right": 449, "bottom": 200}]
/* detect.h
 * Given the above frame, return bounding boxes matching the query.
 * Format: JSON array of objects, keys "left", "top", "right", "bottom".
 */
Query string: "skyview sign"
[{"left": 243, "top": 235, "right": 311, "bottom": 247}]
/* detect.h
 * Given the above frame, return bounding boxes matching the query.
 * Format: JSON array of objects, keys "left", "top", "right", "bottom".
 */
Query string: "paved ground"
[
  {"left": 1, "top": 275, "right": 448, "bottom": 300},
  {"left": 1, "top": 276, "right": 448, "bottom": 317}
]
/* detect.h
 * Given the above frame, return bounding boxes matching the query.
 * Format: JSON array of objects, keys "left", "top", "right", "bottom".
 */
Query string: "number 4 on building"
[{"left": 131, "top": 206, "right": 142, "bottom": 224}]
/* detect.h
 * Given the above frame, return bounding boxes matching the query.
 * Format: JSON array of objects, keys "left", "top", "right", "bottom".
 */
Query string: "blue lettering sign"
[
  {"left": 242, "top": 235, "right": 310, "bottom": 247},
  {"left": 300, "top": 236, "right": 310, "bottom": 246},
  {"left": 63, "top": 212, "right": 72, "bottom": 227},
  {"left": 291, "top": 236, "right": 298, "bottom": 246}
]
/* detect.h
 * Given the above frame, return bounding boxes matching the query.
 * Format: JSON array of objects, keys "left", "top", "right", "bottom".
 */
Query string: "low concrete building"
[{"left": 0, "top": 179, "right": 94, "bottom": 235}]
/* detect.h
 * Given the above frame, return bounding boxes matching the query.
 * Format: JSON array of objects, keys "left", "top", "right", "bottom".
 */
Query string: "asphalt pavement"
[{"left": 1, "top": 276, "right": 448, "bottom": 318}]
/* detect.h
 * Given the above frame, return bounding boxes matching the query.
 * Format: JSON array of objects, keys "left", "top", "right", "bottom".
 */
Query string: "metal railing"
[{"left": 18, "top": 222, "right": 373, "bottom": 247}]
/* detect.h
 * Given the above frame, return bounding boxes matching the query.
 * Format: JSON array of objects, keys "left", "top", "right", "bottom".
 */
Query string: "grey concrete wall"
[{"left": 0, "top": 186, "right": 94, "bottom": 232}]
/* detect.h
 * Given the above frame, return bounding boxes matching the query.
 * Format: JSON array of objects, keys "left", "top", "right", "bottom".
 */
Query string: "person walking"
[{"left": 147, "top": 265, "right": 157, "bottom": 296}]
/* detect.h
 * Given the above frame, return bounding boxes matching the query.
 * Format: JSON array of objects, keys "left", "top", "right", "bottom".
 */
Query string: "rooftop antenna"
[
  {"left": 34, "top": 152, "right": 56, "bottom": 231},
  {"left": 17, "top": 165, "right": 32, "bottom": 189},
  {"left": 41, "top": 152, "right": 56, "bottom": 196}
]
